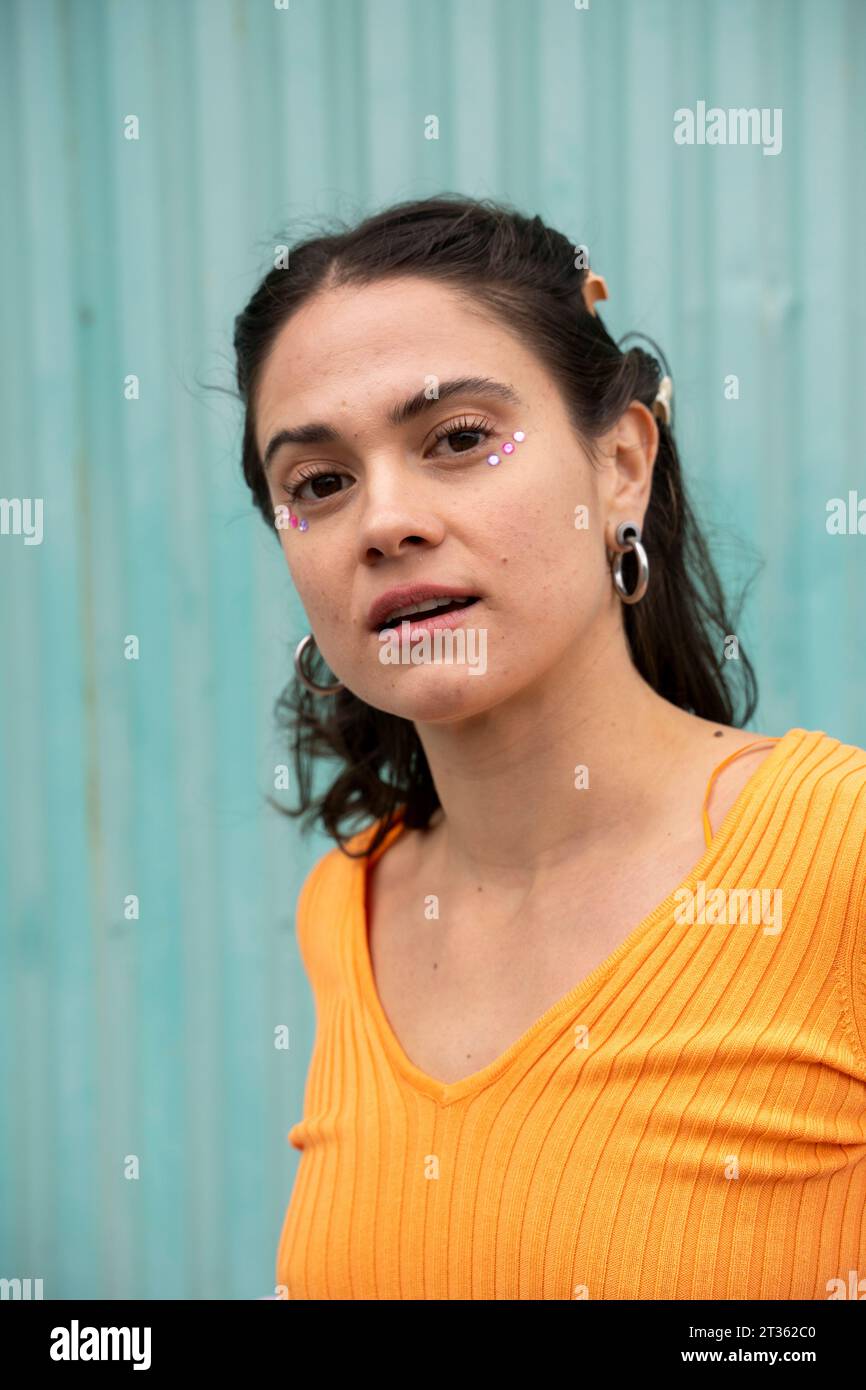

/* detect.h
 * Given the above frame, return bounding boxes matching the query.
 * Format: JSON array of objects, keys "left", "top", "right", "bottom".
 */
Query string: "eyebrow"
[{"left": 261, "top": 376, "right": 523, "bottom": 474}]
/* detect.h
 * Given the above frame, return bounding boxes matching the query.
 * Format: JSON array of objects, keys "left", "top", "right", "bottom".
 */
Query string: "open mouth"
[{"left": 376, "top": 596, "right": 480, "bottom": 633}]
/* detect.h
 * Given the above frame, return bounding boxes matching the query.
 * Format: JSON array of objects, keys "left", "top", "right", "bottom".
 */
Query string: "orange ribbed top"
[{"left": 276, "top": 728, "right": 866, "bottom": 1299}]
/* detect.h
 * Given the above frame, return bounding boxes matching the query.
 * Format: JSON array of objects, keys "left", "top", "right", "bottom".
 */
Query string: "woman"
[{"left": 233, "top": 196, "right": 866, "bottom": 1300}]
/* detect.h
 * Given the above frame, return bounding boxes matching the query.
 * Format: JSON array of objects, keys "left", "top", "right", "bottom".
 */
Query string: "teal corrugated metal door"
[{"left": 1, "top": 0, "right": 863, "bottom": 1298}]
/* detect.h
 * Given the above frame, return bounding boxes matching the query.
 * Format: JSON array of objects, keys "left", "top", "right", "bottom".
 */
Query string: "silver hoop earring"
[
  {"left": 294, "top": 634, "right": 344, "bottom": 696},
  {"left": 611, "top": 520, "right": 649, "bottom": 604}
]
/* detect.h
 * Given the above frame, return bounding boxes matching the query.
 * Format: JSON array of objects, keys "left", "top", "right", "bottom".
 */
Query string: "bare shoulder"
[
  {"left": 672, "top": 710, "right": 774, "bottom": 761},
  {"left": 699, "top": 723, "right": 778, "bottom": 765},
  {"left": 679, "top": 719, "right": 780, "bottom": 828},
  {"left": 368, "top": 812, "right": 438, "bottom": 919}
]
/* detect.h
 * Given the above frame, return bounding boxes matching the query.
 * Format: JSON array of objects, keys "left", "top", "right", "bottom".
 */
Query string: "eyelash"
[
  {"left": 429, "top": 414, "right": 495, "bottom": 450},
  {"left": 279, "top": 415, "right": 496, "bottom": 505}
]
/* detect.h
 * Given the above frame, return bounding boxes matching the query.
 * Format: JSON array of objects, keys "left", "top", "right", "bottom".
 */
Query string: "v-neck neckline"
[{"left": 351, "top": 728, "right": 815, "bottom": 1106}]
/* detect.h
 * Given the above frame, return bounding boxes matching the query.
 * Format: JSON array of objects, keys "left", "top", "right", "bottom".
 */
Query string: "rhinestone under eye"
[{"left": 487, "top": 429, "right": 526, "bottom": 465}]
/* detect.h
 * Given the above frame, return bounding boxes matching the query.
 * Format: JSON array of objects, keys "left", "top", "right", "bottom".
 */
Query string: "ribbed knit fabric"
[{"left": 276, "top": 727, "right": 866, "bottom": 1299}]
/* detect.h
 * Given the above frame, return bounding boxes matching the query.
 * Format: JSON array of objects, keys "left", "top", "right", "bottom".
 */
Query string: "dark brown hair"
[{"left": 233, "top": 194, "right": 758, "bottom": 858}]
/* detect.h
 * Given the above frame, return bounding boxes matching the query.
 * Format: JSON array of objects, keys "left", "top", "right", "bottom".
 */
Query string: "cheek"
[
  {"left": 276, "top": 536, "right": 318, "bottom": 614},
  {"left": 484, "top": 491, "right": 607, "bottom": 628},
  {"left": 283, "top": 555, "right": 347, "bottom": 643},
  {"left": 481, "top": 468, "right": 587, "bottom": 576},
  {"left": 278, "top": 535, "right": 310, "bottom": 595},
  {"left": 489, "top": 440, "right": 588, "bottom": 527}
]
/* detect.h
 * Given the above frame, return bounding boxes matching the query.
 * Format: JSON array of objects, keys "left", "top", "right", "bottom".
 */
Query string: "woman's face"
[{"left": 253, "top": 275, "right": 653, "bottom": 724}]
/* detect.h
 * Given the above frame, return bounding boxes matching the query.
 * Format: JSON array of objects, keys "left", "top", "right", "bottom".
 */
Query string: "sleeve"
[
  {"left": 285, "top": 847, "right": 338, "bottom": 1155},
  {"left": 855, "top": 839, "right": 866, "bottom": 1068},
  {"left": 292, "top": 846, "right": 335, "bottom": 976},
  {"left": 839, "top": 791, "right": 866, "bottom": 1079}
]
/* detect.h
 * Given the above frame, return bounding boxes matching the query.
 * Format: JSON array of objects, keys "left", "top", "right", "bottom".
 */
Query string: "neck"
[{"left": 412, "top": 630, "right": 715, "bottom": 881}]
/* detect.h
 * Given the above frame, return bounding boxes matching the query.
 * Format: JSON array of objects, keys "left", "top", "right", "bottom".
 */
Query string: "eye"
[
  {"left": 281, "top": 468, "right": 351, "bottom": 505},
  {"left": 428, "top": 415, "right": 496, "bottom": 457}
]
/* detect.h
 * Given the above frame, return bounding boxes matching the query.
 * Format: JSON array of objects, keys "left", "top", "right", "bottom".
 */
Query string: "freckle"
[{"left": 432, "top": 961, "right": 438, "bottom": 970}]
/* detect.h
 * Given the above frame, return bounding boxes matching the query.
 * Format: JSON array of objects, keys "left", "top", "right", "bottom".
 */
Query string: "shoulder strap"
[{"left": 701, "top": 737, "right": 782, "bottom": 847}]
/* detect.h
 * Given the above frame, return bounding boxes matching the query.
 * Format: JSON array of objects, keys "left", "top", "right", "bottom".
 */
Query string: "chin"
[{"left": 362, "top": 666, "right": 506, "bottom": 724}]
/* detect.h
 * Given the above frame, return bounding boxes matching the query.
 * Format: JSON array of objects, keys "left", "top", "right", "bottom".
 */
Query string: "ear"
[{"left": 596, "top": 400, "right": 659, "bottom": 527}]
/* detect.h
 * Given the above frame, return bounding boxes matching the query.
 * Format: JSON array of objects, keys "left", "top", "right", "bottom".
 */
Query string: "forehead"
[{"left": 253, "top": 276, "right": 535, "bottom": 445}]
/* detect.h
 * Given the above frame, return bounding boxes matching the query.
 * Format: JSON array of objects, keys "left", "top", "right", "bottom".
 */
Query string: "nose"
[{"left": 354, "top": 464, "right": 446, "bottom": 562}]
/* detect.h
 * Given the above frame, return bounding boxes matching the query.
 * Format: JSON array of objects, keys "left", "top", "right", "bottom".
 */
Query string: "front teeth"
[{"left": 383, "top": 595, "right": 468, "bottom": 625}]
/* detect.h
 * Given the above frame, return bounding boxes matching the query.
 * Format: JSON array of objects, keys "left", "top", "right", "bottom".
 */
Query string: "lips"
[{"left": 368, "top": 583, "right": 481, "bottom": 632}]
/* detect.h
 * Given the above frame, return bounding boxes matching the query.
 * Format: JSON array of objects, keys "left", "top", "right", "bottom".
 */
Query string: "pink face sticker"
[{"left": 488, "top": 430, "right": 526, "bottom": 464}]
